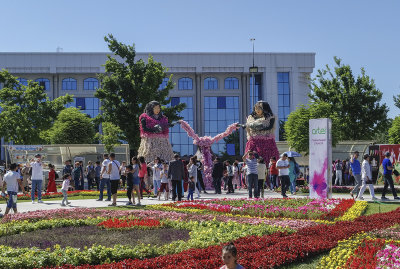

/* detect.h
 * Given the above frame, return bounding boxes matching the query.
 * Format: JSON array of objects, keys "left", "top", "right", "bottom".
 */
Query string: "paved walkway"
[{"left": 4, "top": 188, "right": 398, "bottom": 214}]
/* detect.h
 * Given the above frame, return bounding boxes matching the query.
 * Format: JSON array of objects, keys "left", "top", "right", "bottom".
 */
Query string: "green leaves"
[
  {"left": 95, "top": 34, "right": 185, "bottom": 151},
  {"left": 389, "top": 116, "right": 400, "bottom": 144},
  {"left": 95, "top": 122, "right": 124, "bottom": 153},
  {"left": 42, "top": 107, "right": 95, "bottom": 144},
  {"left": 0, "top": 69, "right": 73, "bottom": 144}
]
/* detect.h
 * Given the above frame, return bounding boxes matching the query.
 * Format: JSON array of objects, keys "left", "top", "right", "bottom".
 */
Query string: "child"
[
  {"left": 158, "top": 163, "right": 169, "bottom": 201},
  {"left": 125, "top": 165, "right": 135, "bottom": 205},
  {"left": 61, "top": 174, "right": 71, "bottom": 206},
  {"left": 187, "top": 176, "right": 195, "bottom": 201},
  {"left": 220, "top": 243, "right": 245, "bottom": 269}
]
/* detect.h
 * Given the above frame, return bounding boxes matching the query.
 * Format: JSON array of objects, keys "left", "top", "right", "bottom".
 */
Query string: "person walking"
[
  {"left": 350, "top": 151, "right": 362, "bottom": 199},
  {"left": 187, "top": 176, "right": 196, "bottom": 201},
  {"left": 257, "top": 157, "right": 267, "bottom": 198},
  {"left": 108, "top": 153, "right": 121, "bottom": 206},
  {"left": 149, "top": 157, "right": 162, "bottom": 198},
  {"left": 212, "top": 157, "right": 224, "bottom": 194},
  {"left": 242, "top": 151, "right": 259, "bottom": 198},
  {"left": 168, "top": 154, "right": 185, "bottom": 201},
  {"left": 97, "top": 153, "right": 111, "bottom": 201},
  {"left": 334, "top": 160, "right": 343, "bottom": 186},
  {"left": 119, "top": 161, "right": 127, "bottom": 190},
  {"left": 86, "top": 161, "right": 95, "bottom": 190},
  {"left": 79, "top": 161, "right": 85, "bottom": 190},
  {"left": 381, "top": 151, "right": 400, "bottom": 201},
  {"left": 187, "top": 157, "right": 200, "bottom": 198},
  {"left": 138, "top": 156, "right": 151, "bottom": 198},
  {"left": 131, "top": 157, "right": 141, "bottom": 205},
  {"left": 61, "top": 174, "right": 71, "bottom": 206},
  {"left": 158, "top": 162, "right": 170, "bottom": 200},
  {"left": 232, "top": 161, "right": 240, "bottom": 190},
  {"left": 276, "top": 153, "right": 290, "bottom": 198},
  {"left": 2, "top": 163, "right": 26, "bottom": 215},
  {"left": 73, "top": 162, "right": 82, "bottom": 191},
  {"left": 21, "top": 162, "right": 31, "bottom": 192},
  {"left": 62, "top": 160, "right": 73, "bottom": 176},
  {"left": 288, "top": 157, "right": 298, "bottom": 195},
  {"left": 357, "top": 154, "right": 377, "bottom": 200},
  {"left": 46, "top": 164, "right": 57, "bottom": 193},
  {"left": 30, "top": 154, "right": 44, "bottom": 204},
  {"left": 225, "top": 160, "right": 234, "bottom": 194},
  {"left": 269, "top": 157, "right": 279, "bottom": 190},
  {"left": 195, "top": 156, "right": 207, "bottom": 194},
  {"left": 94, "top": 161, "right": 101, "bottom": 190}
]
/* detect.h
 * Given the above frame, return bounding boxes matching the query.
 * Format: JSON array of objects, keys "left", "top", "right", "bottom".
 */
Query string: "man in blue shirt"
[
  {"left": 381, "top": 151, "right": 400, "bottom": 200},
  {"left": 350, "top": 151, "right": 362, "bottom": 199}
]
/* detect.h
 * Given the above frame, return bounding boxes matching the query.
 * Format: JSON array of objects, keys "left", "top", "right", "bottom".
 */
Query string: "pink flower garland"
[{"left": 179, "top": 120, "right": 238, "bottom": 189}]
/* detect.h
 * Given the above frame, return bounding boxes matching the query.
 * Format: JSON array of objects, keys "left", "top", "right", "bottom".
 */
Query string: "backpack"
[{"left": 294, "top": 163, "right": 300, "bottom": 175}]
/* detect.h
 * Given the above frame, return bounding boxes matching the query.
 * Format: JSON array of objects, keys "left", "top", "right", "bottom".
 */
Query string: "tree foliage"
[
  {"left": 389, "top": 117, "right": 400, "bottom": 144},
  {"left": 284, "top": 102, "right": 341, "bottom": 154},
  {"left": 309, "top": 57, "right": 389, "bottom": 141},
  {"left": 95, "top": 34, "right": 185, "bottom": 151},
  {"left": 95, "top": 122, "right": 124, "bottom": 153},
  {"left": 394, "top": 94, "right": 400, "bottom": 110},
  {"left": 0, "top": 70, "right": 73, "bottom": 144},
  {"left": 42, "top": 107, "right": 95, "bottom": 144}
]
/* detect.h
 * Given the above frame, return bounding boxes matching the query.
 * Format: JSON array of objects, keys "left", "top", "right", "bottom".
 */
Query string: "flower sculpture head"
[
  {"left": 251, "top": 100, "right": 273, "bottom": 119},
  {"left": 144, "top": 100, "right": 163, "bottom": 118}
]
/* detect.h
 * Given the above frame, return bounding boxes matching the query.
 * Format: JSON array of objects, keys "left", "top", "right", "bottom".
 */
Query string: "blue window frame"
[
  {"left": 17, "top": 78, "right": 28, "bottom": 86},
  {"left": 249, "top": 75, "right": 262, "bottom": 112},
  {"left": 158, "top": 78, "right": 169, "bottom": 90},
  {"left": 278, "top": 72, "right": 290, "bottom": 140},
  {"left": 204, "top": 77, "right": 218, "bottom": 90},
  {"left": 168, "top": 97, "right": 194, "bottom": 156},
  {"left": 224, "top": 77, "right": 239, "bottom": 89},
  {"left": 65, "top": 97, "right": 100, "bottom": 118},
  {"left": 178, "top": 77, "right": 193, "bottom": 90},
  {"left": 204, "top": 96, "right": 239, "bottom": 155},
  {"left": 84, "top": 78, "right": 99, "bottom": 90},
  {"left": 35, "top": 78, "right": 50, "bottom": 91},
  {"left": 62, "top": 78, "right": 77, "bottom": 90}
]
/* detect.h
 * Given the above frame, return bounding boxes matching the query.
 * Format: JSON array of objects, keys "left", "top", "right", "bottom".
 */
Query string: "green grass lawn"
[{"left": 364, "top": 201, "right": 400, "bottom": 215}]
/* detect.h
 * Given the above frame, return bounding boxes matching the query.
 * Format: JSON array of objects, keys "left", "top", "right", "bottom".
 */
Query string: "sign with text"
[{"left": 309, "top": 118, "right": 332, "bottom": 199}]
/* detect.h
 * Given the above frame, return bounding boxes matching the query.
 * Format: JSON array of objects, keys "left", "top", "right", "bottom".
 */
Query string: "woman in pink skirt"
[{"left": 241, "top": 101, "right": 279, "bottom": 164}]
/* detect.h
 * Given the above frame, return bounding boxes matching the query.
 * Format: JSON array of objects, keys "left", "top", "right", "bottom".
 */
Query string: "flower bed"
[
  {"left": 51, "top": 207, "right": 400, "bottom": 269},
  {"left": 157, "top": 198, "right": 355, "bottom": 220},
  {"left": 97, "top": 218, "right": 161, "bottom": 229},
  {"left": 0, "top": 198, "right": 394, "bottom": 268}
]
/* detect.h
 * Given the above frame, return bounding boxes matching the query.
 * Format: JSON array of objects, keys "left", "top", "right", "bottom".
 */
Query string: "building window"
[
  {"left": 178, "top": 77, "right": 193, "bottom": 90},
  {"left": 278, "top": 72, "right": 290, "bottom": 140},
  {"left": 204, "top": 96, "right": 239, "bottom": 155},
  {"left": 17, "top": 78, "right": 28, "bottom": 86},
  {"left": 62, "top": 78, "right": 77, "bottom": 90},
  {"left": 224, "top": 77, "right": 239, "bottom": 89},
  {"left": 168, "top": 97, "right": 194, "bottom": 156},
  {"left": 249, "top": 75, "right": 262, "bottom": 112},
  {"left": 158, "top": 78, "right": 169, "bottom": 90},
  {"left": 65, "top": 97, "right": 100, "bottom": 118},
  {"left": 84, "top": 78, "right": 99, "bottom": 90},
  {"left": 204, "top": 77, "right": 218, "bottom": 90},
  {"left": 35, "top": 78, "right": 50, "bottom": 91}
]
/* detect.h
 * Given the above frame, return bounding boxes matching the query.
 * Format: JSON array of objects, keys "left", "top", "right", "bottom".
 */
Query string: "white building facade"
[{"left": 0, "top": 52, "right": 315, "bottom": 158}]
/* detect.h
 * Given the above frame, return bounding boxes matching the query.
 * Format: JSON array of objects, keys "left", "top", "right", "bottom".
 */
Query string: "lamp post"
[{"left": 249, "top": 38, "right": 258, "bottom": 109}]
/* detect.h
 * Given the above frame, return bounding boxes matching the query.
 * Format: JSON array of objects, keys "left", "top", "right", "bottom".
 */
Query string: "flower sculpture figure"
[{"left": 179, "top": 120, "right": 238, "bottom": 189}]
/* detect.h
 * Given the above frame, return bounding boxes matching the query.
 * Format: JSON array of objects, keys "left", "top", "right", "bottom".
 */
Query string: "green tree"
[
  {"left": 0, "top": 70, "right": 73, "bottom": 144},
  {"left": 309, "top": 57, "right": 389, "bottom": 140},
  {"left": 284, "top": 102, "right": 341, "bottom": 154},
  {"left": 42, "top": 107, "right": 95, "bottom": 144},
  {"left": 95, "top": 34, "right": 185, "bottom": 151},
  {"left": 389, "top": 117, "right": 400, "bottom": 144},
  {"left": 95, "top": 122, "right": 124, "bottom": 153},
  {"left": 393, "top": 94, "right": 400, "bottom": 109}
]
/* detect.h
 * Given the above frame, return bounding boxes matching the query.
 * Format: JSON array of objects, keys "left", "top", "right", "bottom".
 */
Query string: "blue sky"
[{"left": 1, "top": 0, "right": 399, "bottom": 118}]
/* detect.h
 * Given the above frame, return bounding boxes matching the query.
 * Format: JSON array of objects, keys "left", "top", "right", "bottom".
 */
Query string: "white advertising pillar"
[{"left": 309, "top": 118, "right": 332, "bottom": 199}]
